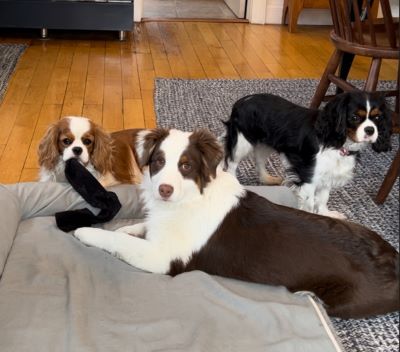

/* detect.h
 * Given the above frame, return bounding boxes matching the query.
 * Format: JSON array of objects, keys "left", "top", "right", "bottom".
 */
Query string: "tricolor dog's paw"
[{"left": 321, "top": 210, "right": 347, "bottom": 220}]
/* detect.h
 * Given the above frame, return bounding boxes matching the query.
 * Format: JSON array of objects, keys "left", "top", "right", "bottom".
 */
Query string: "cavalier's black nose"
[
  {"left": 72, "top": 147, "right": 83, "bottom": 156},
  {"left": 364, "top": 126, "right": 375, "bottom": 136}
]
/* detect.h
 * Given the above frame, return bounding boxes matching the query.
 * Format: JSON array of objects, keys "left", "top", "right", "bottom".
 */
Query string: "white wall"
[
  {"left": 134, "top": 0, "right": 144, "bottom": 22},
  {"left": 247, "top": 0, "right": 331, "bottom": 25}
]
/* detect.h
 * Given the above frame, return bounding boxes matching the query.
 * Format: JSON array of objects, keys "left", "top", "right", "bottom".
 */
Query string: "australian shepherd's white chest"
[{"left": 74, "top": 128, "right": 399, "bottom": 319}]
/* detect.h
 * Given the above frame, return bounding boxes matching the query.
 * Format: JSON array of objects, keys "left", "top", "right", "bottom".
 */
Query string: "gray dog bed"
[{"left": 0, "top": 182, "right": 343, "bottom": 351}]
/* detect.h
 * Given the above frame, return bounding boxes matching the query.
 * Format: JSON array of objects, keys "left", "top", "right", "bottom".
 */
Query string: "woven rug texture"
[
  {"left": 0, "top": 43, "right": 27, "bottom": 102},
  {"left": 154, "top": 78, "right": 399, "bottom": 352}
]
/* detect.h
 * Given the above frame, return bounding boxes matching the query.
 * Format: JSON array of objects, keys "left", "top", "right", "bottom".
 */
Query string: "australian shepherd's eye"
[
  {"left": 82, "top": 138, "right": 92, "bottom": 145},
  {"left": 62, "top": 138, "right": 73, "bottom": 146},
  {"left": 179, "top": 162, "right": 192, "bottom": 173}
]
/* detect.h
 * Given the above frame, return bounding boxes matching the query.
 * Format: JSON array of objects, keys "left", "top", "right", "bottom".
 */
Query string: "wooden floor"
[{"left": 0, "top": 22, "right": 397, "bottom": 184}]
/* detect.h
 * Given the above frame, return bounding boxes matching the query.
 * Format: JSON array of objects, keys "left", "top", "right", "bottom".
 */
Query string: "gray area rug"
[
  {"left": 155, "top": 78, "right": 399, "bottom": 352},
  {"left": 0, "top": 43, "right": 27, "bottom": 101}
]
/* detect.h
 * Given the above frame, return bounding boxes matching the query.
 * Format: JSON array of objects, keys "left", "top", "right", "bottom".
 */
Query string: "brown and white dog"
[
  {"left": 38, "top": 116, "right": 142, "bottom": 187},
  {"left": 74, "top": 128, "right": 399, "bottom": 319}
]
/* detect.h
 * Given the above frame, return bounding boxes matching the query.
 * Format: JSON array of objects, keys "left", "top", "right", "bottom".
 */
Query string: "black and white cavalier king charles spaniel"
[
  {"left": 74, "top": 128, "right": 399, "bottom": 319},
  {"left": 223, "top": 92, "right": 392, "bottom": 219},
  {"left": 38, "top": 116, "right": 142, "bottom": 187}
]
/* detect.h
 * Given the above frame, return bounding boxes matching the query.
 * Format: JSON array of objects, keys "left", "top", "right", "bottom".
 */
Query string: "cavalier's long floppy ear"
[
  {"left": 136, "top": 128, "right": 170, "bottom": 167},
  {"left": 91, "top": 123, "right": 113, "bottom": 175},
  {"left": 371, "top": 95, "right": 392, "bottom": 153},
  {"left": 38, "top": 123, "right": 61, "bottom": 170},
  {"left": 315, "top": 93, "right": 350, "bottom": 148},
  {"left": 190, "top": 129, "right": 224, "bottom": 192}
]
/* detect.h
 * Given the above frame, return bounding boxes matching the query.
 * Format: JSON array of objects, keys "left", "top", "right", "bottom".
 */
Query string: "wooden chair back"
[{"left": 329, "top": 0, "right": 398, "bottom": 49}]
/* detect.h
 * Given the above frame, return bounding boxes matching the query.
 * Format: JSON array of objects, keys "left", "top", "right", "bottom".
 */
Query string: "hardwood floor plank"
[
  {"left": 0, "top": 144, "right": 5, "bottom": 160},
  {"left": 142, "top": 89, "right": 156, "bottom": 128},
  {"left": 43, "top": 67, "right": 70, "bottom": 105},
  {"left": 102, "top": 42, "right": 124, "bottom": 131},
  {"left": 206, "top": 23, "right": 257, "bottom": 78},
  {"left": 84, "top": 45, "right": 105, "bottom": 105},
  {"left": 0, "top": 104, "right": 21, "bottom": 145},
  {"left": 158, "top": 22, "right": 190, "bottom": 77},
  {"left": 83, "top": 104, "right": 103, "bottom": 126},
  {"left": 61, "top": 43, "right": 89, "bottom": 117},
  {"left": 0, "top": 102, "right": 41, "bottom": 183},
  {"left": 222, "top": 23, "right": 273, "bottom": 78},
  {"left": 145, "top": 22, "right": 174, "bottom": 78},
  {"left": 124, "top": 99, "right": 145, "bottom": 129},
  {"left": 24, "top": 104, "right": 62, "bottom": 169},
  {"left": 183, "top": 22, "right": 226, "bottom": 79},
  {"left": 173, "top": 22, "right": 207, "bottom": 79},
  {"left": 121, "top": 49, "right": 143, "bottom": 99}
]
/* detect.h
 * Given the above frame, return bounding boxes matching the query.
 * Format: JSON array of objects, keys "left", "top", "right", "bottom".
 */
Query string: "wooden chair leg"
[
  {"left": 336, "top": 53, "right": 355, "bottom": 94},
  {"left": 364, "top": 57, "right": 382, "bottom": 92},
  {"left": 395, "top": 59, "right": 399, "bottom": 119},
  {"left": 375, "top": 150, "right": 400, "bottom": 204},
  {"left": 287, "top": 0, "right": 304, "bottom": 33},
  {"left": 310, "top": 49, "right": 342, "bottom": 108},
  {"left": 282, "top": 0, "right": 289, "bottom": 24}
]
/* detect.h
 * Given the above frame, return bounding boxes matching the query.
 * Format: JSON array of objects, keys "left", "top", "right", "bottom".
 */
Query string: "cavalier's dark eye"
[
  {"left": 180, "top": 162, "right": 192, "bottom": 172},
  {"left": 62, "top": 138, "right": 72, "bottom": 145},
  {"left": 351, "top": 115, "right": 361, "bottom": 122},
  {"left": 82, "top": 138, "right": 92, "bottom": 146}
]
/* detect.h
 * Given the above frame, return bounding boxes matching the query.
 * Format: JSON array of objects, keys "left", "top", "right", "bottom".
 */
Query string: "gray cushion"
[{"left": 0, "top": 182, "right": 341, "bottom": 352}]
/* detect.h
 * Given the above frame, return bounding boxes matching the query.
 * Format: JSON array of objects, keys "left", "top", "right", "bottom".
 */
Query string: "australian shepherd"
[{"left": 74, "top": 128, "right": 399, "bottom": 319}]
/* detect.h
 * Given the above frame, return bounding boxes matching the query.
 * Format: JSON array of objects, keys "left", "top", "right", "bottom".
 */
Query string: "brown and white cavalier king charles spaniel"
[{"left": 38, "top": 116, "right": 142, "bottom": 187}]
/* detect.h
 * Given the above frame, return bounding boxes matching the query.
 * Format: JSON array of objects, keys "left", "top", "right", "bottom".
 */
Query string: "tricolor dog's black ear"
[
  {"left": 190, "top": 129, "right": 224, "bottom": 183},
  {"left": 316, "top": 92, "right": 351, "bottom": 148},
  {"left": 136, "top": 128, "right": 170, "bottom": 167},
  {"left": 371, "top": 93, "right": 392, "bottom": 153}
]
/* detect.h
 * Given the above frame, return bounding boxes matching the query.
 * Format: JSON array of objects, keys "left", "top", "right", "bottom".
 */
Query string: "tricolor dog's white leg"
[
  {"left": 74, "top": 227, "right": 169, "bottom": 273},
  {"left": 314, "top": 187, "right": 347, "bottom": 219},
  {"left": 297, "top": 183, "right": 316, "bottom": 213}
]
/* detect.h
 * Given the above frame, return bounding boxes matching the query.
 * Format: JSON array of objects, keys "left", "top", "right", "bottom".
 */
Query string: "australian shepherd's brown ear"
[
  {"left": 190, "top": 129, "right": 224, "bottom": 180},
  {"left": 137, "top": 128, "right": 170, "bottom": 167}
]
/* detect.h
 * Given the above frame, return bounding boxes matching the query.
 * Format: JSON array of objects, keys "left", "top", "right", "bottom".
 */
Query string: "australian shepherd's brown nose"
[{"left": 74, "top": 128, "right": 399, "bottom": 319}]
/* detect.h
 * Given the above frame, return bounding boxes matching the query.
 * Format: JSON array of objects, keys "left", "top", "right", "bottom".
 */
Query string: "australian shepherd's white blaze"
[
  {"left": 223, "top": 92, "right": 392, "bottom": 219},
  {"left": 74, "top": 128, "right": 399, "bottom": 319}
]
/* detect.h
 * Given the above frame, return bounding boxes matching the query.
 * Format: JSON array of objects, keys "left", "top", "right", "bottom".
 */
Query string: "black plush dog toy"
[{"left": 55, "top": 158, "right": 122, "bottom": 232}]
